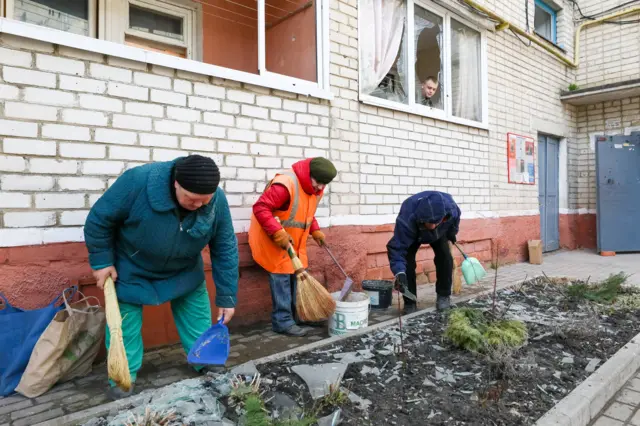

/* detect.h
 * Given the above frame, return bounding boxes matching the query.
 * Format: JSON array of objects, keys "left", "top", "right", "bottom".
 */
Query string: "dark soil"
[{"left": 256, "top": 278, "right": 640, "bottom": 426}]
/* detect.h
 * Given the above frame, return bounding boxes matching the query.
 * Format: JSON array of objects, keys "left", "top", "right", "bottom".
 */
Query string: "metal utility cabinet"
[{"left": 596, "top": 132, "right": 640, "bottom": 254}]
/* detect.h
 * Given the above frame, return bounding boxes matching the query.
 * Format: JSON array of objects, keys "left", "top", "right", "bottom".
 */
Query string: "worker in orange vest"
[{"left": 249, "top": 158, "right": 337, "bottom": 336}]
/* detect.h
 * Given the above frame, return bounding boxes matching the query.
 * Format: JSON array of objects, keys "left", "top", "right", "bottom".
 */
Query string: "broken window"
[
  {"left": 413, "top": 6, "right": 443, "bottom": 109},
  {"left": 360, "top": 0, "right": 408, "bottom": 104},
  {"left": 359, "top": 0, "right": 487, "bottom": 126}
]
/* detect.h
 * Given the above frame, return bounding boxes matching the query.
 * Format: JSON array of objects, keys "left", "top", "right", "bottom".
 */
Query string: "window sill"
[
  {"left": 359, "top": 94, "right": 489, "bottom": 131},
  {"left": 534, "top": 31, "right": 566, "bottom": 53},
  {"left": 0, "top": 18, "right": 334, "bottom": 101}
]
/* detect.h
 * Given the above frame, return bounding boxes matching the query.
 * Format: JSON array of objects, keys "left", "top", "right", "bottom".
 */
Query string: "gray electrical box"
[{"left": 596, "top": 132, "right": 640, "bottom": 253}]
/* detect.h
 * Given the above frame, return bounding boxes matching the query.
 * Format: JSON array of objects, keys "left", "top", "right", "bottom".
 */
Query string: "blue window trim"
[{"left": 535, "top": 0, "right": 557, "bottom": 44}]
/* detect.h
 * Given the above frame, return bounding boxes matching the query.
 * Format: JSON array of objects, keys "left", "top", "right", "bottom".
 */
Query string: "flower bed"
[
  {"left": 256, "top": 275, "right": 640, "bottom": 425},
  {"left": 86, "top": 274, "right": 640, "bottom": 426}
]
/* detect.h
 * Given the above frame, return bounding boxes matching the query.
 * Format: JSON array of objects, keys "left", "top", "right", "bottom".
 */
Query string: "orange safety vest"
[{"left": 249, "top": 170, "right": 320, "bottom": 274}]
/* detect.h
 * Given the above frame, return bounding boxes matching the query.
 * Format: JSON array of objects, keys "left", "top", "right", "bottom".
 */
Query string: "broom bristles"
[
  {"left": 104, "top": 277, "right": 132, "bottom": 391},
  {"left": 285, "top": 243, "right": 336, "bottom": 322},
  {"left": 296, "top": 272, "right": 337, "bottom": 322}
]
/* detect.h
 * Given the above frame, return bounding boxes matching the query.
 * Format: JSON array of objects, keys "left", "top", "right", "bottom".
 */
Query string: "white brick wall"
[
  {"left": 575, "top": 0, "right": 640, "bottom": 89},
  {"left": 36, "top": 54, "right": 84, "bottom": 75},
  {"left": 4, "top": 67, "right": 56, "bottom": 88},
  {"left": 5, "top": 102, "right": 57, "bottom": 121},
  {"left": 60, "top": 76, "right": 106, "bottom": 94},
  {"left": 0, "top": 1, "right": 627, "bottom": 244},
  {"left": 90, "top": 63, "right": 132, "bottom": 83},
  {"left": 108, "top": 83, "right": 149, "bottom": 101},
  {"left": 4, "top": 212, "right": 56, "bottom": 228},
  {"left": 4, "top": 139, "right": 57, "bottom": 156}
]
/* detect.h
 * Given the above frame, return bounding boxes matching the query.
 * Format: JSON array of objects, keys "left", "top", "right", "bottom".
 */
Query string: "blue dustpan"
[{"left": 187, "top": 317, "right": 230, "bottom": 366}]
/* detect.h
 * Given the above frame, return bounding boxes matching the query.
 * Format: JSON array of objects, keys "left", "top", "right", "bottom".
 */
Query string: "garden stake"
[{"left": 397, "top": 293, "right": 409, "bottom": 415}]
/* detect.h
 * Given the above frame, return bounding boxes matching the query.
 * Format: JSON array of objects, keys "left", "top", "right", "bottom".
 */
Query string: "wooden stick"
[{"left": 451, "top": 242, "right": 462, "bottom": 295}]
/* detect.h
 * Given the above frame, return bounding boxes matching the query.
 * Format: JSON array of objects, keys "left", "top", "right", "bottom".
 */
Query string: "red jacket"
[{"left": 253, "top": 159, "right": 322, "bottom": 235}]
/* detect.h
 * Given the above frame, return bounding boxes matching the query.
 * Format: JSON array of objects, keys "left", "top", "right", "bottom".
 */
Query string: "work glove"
[
  {"left": 448, "top": 233, "right": 457, "bottom": 244},
  {"left": 272, "top": 229, "right": 294, "bottom": 250},
  {"left": 311, "top": 230, "right": 326, "bottom": 247},
  {"left": 394, "top": 272, "right": 409, "bottom": 294}
]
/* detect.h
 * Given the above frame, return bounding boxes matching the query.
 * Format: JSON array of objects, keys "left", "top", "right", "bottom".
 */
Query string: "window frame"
[
  {"left": 410, "top": 1, "right": 448, "bottom": 122},
  {"left": 357, "top": 0, "right": 488, "bottom": 129},
  {"left": 534, "top": 0, "right": 557, "bottom": 44},
  {"left": 101, "top": 0, "right": 202, "bottom": 61},
  {"left": 5, "top": 0, "right": 98, "bottom": 38},
  {"left": 0, "top": 0, "right": 332, "bottom": 99}
]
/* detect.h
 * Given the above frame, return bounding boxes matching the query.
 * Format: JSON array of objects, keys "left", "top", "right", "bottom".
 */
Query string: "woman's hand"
[
  {"left": 217, "top": 307, "right": 235, "bottom": 325},
  {"left": 93, "top": 266, "right": 118, "bottom": 290}
]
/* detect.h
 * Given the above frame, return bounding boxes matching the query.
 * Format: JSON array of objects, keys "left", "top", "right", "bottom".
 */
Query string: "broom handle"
[
  {"left": 323, "top": 244, "right": 349, "bottom": 279},
  {"left": 454, "top": 242, "right": 468, "bottom": 259},
  {"left": 103, "top": 276, "right": 122, "bottom": 328},
  {"left": 286, "top": 244, "right": 297, "bottom": 260},
  {"left": 286, "top": 244, "right": 307, "bottom": 275}
]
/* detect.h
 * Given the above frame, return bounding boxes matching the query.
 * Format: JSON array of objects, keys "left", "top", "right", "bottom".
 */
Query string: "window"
[
  {"left": 534, "top": 0, "right": 557, "bottom": 44},
  {"left": 102, "top": 0, "right": 200, "bottom": 60},
  {"left": 414, "top": 6, "right": 443, "bottom": 110},
  {"left": 359, "top": 0, "right": 487, "bottom": 127},
  {"left": 1, "top": 0, "right": 330, "bottom": 96},
  {"left": 265, "top": 0, "right": 318, "bottom": 82},
  {"left": 451, "top": 18, "right": 482, "bottom": 122},
  {"left": 5, "top": 0, "right": 97, "bottom": 38}
]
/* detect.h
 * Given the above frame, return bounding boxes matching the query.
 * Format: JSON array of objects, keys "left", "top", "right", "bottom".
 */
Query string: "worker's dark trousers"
[{"left": 404, "top": 235, "right": 453, "bottom": 306}]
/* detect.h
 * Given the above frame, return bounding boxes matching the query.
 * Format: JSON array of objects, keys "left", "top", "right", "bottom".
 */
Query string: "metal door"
[
  {"left": 596, "top": 132, "right": 640, "bottom": 252},
  {"left": 538, "top": 135, "right": 560, "bottom": 252}
]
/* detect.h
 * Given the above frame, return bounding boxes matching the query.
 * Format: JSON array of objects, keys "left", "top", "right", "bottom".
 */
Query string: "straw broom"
[
  {"left": 286, "top": 245, "right": 336, "bottom": 322},
  {"left": 103, "top": 277, "right": 132, "bottom": 391}
]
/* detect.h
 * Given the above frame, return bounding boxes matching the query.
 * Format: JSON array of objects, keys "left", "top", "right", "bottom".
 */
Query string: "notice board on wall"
[{"left": 507, "top": 133, "right": 535, "bottom": 185}]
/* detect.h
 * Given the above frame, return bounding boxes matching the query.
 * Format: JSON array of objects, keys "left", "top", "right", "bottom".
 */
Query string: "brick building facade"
[{"left": 0, "top": 0, "right": 638, "bottom": 346}]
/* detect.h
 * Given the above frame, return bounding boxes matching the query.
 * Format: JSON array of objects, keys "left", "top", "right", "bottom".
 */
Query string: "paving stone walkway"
[
  {"left": 591, "top": 370, "right": 640, "bottom": 426},
  {"left": 0, "top": 249, "right": 639, "bottom": 426}
]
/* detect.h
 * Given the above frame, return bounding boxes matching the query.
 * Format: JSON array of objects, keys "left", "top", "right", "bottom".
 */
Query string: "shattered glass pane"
[{"left": 106, "top": 376, "right": 229, "bottom": 425}]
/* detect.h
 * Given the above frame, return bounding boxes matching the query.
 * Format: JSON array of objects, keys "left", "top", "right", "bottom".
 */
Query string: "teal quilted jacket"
[{"left": 84, "top": 160, "right": 238, "bottom": 308}]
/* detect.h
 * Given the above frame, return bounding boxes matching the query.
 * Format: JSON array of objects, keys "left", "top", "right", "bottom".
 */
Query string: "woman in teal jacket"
[{"left": 84, "top": 155, "right": 239, "bottom": 400}]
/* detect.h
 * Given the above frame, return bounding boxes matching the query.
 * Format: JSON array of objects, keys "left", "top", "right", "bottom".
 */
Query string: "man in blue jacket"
[
  {"left": 84, "top": 155, "right": 239, "bottom": 400},
  {"left": 387, "top": 191, "right": 461, "bottom": 313}
]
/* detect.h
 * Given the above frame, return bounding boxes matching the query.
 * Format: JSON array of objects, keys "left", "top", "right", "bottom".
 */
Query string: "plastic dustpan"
[
  {"left": 454, "top": 243, "right": 487, "bottom": 285},
  {"left": 187, "top": 317, "right": 230, "bottom": 366}
]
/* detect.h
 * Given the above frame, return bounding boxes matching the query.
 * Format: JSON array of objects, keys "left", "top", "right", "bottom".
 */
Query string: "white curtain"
[
  {"left": 451, "top": 23, "right": 482, "bottom": 122},
  {"left": 360, "top": 0, "right": 406, "bottom": 95}
]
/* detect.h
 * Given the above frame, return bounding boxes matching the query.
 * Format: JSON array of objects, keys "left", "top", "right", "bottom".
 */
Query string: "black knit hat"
[
  {"left": 309, "top": 157, "right": 337, "bottom": 184},
  {"left": 175, "top": 155, "right": 220, "bottom": 194}
]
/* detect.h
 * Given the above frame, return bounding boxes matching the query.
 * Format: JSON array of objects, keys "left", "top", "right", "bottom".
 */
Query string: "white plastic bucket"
[{"left": 328, "top": 291, "right": 370, "bottom": 337}]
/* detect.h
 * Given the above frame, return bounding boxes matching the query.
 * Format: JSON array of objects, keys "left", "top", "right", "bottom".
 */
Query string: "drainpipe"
[{"left": 460, "top": 0, "right": 640, "bottom": 69}]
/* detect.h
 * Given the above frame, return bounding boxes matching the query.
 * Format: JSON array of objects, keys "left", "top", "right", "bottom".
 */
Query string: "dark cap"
[
  {"left": 175, "top": 155, "right": 220, "bottom": 194},
  {"left": 309, "top": 157, "right": 337, "bottom": 184}
]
